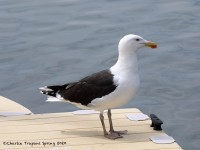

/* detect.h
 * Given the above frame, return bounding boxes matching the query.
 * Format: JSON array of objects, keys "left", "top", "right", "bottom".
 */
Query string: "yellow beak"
[{"left": 144, "top": 41, "right": 157, "bottom": 49}]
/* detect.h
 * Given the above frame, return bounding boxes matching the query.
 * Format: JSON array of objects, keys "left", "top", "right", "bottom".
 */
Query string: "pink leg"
[
  {"left": 107, "top": 109, "right": 128, "bottom": 136},
  {"left": 99, "top": 112, "right": 122, "bottom": 139}
]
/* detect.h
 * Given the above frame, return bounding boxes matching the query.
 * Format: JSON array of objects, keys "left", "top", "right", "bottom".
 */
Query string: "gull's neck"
[{"left": 110, "top": 51, "right": 138, "bottom": 75}]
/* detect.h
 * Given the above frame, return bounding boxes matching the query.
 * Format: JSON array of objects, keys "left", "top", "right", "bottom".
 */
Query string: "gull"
[{"left": 40, "top": 34, "right": 157, "bottom": 139}]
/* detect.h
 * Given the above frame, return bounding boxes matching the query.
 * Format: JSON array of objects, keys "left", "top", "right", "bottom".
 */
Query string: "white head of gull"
[{"left": 40, "top": 34, "right": 157, "bottom": 139}]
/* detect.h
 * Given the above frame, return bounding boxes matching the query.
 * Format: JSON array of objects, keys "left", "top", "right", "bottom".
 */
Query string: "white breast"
[
  {"left": 88, "top": 64, "right": 140, "bottom": 111},
  {"left": 88, "top": 49, "right": 140, "bottom": 111}
]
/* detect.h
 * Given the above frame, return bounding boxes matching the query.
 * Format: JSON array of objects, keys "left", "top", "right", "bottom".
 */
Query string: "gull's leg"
[
  {"left": 107, "top": 109, "right": 128, "bottom": 135},
  {"left": 99, "top": 112, "right": 107, "bottom": 136},
  {"left": 99, "top": 112, "right": 122, "bottom": 139}
]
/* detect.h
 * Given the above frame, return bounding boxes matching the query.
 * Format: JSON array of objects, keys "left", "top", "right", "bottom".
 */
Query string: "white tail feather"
[
  {"left": 39, "top": 86, "right": 53, "bottom": 91},
  {"left": 46, "top": 96, "right": 66, "bottom": 102}
]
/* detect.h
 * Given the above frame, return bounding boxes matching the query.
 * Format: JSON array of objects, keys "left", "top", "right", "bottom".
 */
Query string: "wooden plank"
[
  {"left": 0, "top": 112, "right": 147, "bottom": 127},
  {"left": 69, "top": 142, "right": 182, "bottom": 150},
  {"left": 0, "top": 118, "right": 151, "bottom": 134},
  {"left": 0, "top": 132, "right": 165, "bottom": 148},
  {"left": 9, "top": 147, "right": 183, "bottom": 150},
  {"left": 0, "top": 125, "right": 161, "bottom": 140},
  {"left": 0, "top": 141, "right": 181, "bottom": 150},
  {"left": 0, "top": 96, "right": 32, "bottom": 114},
  {"left": 0, "top": 108, "right": 141, "bottom": 121}
]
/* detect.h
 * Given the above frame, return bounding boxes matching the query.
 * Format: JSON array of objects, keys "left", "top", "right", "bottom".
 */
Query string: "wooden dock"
[
  {"left": 0, "top": 96, "right": 32, "bottom": 114},
  {"left": 0, "top": 96, "right": 182, "bottom": 150}
]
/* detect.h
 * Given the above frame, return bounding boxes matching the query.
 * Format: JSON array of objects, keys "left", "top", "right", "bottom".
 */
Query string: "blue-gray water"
[{"left": 0, "top": 0, "right": 200, "bottom": 149}]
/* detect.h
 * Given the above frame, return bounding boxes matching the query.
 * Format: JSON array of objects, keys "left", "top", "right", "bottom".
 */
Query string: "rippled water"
[{"left": 0, "top": 0, "right": 200, "bottom": 149}]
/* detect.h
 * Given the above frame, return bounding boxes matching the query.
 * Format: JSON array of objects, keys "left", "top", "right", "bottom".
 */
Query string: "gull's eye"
[{"left": 135, "top": 38, "right": 140, "bottom": 41}]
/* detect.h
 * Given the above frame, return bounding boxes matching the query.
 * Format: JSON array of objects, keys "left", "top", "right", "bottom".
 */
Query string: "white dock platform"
[{"left": 0, "top": 96, "right": 182, "bottom": 150}]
